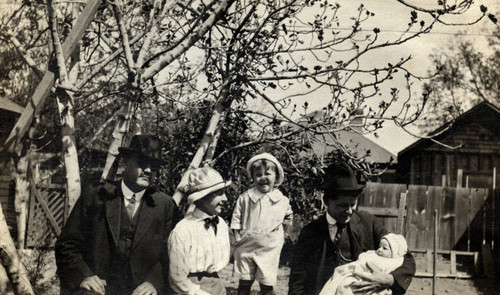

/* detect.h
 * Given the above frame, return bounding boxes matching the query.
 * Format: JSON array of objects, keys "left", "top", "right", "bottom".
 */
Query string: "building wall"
[{"left": 399, "top": 122, "right": 500, "bottom": 188}]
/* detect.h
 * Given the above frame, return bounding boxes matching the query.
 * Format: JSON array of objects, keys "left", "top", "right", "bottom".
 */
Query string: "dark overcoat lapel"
[{"left": 105, "top": 186, "right": 122, "bottom": 247}]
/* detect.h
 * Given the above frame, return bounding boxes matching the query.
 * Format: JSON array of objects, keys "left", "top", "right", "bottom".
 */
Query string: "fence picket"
[
  {"left": 426, "top": 186, "right": 442, "bottom": 250},
  {"left": 441, "top": 188, "right": 456, "bottom": 250},
  {"left": 455, "top": 188, "right": 471, "bottom": 248},
  {"left": 361, "top": 183, "right": 490, "bottom": 252}
]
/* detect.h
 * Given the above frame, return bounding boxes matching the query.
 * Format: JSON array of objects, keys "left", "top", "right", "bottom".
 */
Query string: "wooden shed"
[
  {"left": 0, "top": 97, "right": 23, "bottom": 230},
  {"left": 397, "top": 101, "right": 500, "bottom": 188},
  {"left": 0, "top": 97, "right": 23, "bottom": 208}
]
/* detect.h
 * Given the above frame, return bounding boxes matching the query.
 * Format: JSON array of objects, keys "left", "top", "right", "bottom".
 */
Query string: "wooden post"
[
  {"left": 492, "top": 167, "right": 496, "bottom": 250},
  {"left": 450, "top": 251, "right": 457, "bottom": 274},
  {"left": 432, "top": 209, "right": 437, "bottom": 295},
  {"left": 426, "top": 249, "right": 432, "bottom": 273},
  {"left": 456, "top": 169, "right": 463, "bottom": 189},
  {"left": 397, "top": 192, "right": 407, "bottom": 235},
  {"left": 468, "top": 191, "right": 471, "bottom": 252}
]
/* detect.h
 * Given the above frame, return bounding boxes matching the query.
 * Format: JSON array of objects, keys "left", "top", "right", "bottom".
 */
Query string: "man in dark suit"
[
  {"left": 288, "top": 163, "right": 415, "bottom": 295},
  {"left": 56, "top": 135, "right": 178, "bottom": 295}
]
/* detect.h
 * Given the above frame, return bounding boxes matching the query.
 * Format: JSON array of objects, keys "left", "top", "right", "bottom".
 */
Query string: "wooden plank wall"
[
  {"left": 359, "top": 182, "right": 406, "bottom": 234},
  {"left": 359, "top": 183, "right": 490, "bottom": 251}
]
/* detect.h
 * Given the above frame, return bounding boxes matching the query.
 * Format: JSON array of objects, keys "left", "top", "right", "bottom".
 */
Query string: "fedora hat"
[
  {"left": 180, "top": 166, "right": 232, "bottom": 204},
  {"left": 319, "top": 162, "right": 365, "bottom": 194},
  {"left": 246, "top": 153, "right": 284, "bottom": 186},
  {"left": 118, "top": 135, "right": 167, "bottom": 165}
]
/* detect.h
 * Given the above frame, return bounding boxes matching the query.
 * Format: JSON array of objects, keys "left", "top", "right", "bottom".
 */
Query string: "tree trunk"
[
  {"left": 0, "top": 263, "right": 14, "bottom": 295},
  {"left": 172, "top": 86, "right": 232, "bottom": 205},
  {"left": 0, "top": 202, "right": 34, "bottom": 295},
  {"left": 61, "top": 123, "right": 81, "bottom": 214},
  {"left": 48, "top": 0, "right": 82, "bottom": 213},
  {"left": 14, "top": 155, "right": 29, "bottom": 250},
  {"left": 100, "top": 99, "right": 138, "bottom": 182}
]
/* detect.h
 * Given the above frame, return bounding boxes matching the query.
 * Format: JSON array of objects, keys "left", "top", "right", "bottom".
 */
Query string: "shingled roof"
[{"left": 399, "top": 100, "right": 500, "bottom": 157}]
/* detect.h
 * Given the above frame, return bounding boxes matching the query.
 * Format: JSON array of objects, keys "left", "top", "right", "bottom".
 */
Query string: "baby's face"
[{"left": 376, "top": 239, "right": 393, "bottom": 258}]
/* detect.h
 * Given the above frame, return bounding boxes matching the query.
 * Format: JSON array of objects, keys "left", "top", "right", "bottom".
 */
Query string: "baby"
[
  {"left": 320, "top": 233, "right": 408, "bottom": 295},
  {"left": 231, "top": 153, "right": 293, "bottom": 295}
]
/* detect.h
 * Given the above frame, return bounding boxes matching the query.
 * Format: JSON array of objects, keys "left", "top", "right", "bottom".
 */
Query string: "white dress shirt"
[
  {"left": 121, "top": 181, "right": 145, "bottom": 217},
  {"left": 326, "top": 212, "right": 345, "bottom": 243}
]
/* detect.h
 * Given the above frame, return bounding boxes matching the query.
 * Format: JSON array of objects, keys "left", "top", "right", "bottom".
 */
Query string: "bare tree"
[
  {"left": 0, "top": 0, "right": 492, "bottom": 229},
  {"left": 419, "top": 25, "right": 500, "bottom": 133}
]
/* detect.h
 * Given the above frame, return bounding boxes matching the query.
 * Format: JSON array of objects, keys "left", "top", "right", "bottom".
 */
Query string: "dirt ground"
[
  {"left": 221, "top": 256, "right": 500, "bottom": 295},
  {"left": 24, "top": 251, "right": 500, "bottom": 294}
]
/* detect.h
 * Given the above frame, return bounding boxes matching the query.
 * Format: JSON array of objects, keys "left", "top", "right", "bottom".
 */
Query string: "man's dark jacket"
[
  {"left": 55, "top": 182, "right": 177, "bottom": 294},
  {"left": 288, "top": 211, "right": 415, "bottom": 295}
]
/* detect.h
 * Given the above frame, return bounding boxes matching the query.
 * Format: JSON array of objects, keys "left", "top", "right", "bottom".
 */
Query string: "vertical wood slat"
[
  {"left": 440, "top": 188, "right": 456, "bottom": 250},
  {"left": 26, "top": 181, "right": 36, "bottom": 248},
  {"left": 427, "top": 186, "right": 442, "bottom": 250},
  {"left": 406, "top": 185, "right": 428, "bottom": 250},
  {"left": 397, "top": 192, "right": 407, "bottom": 235},
  {"left": 387, "top": 184, "right": 407, "bottom": 233},
  {"left": 455, "top": 188, "right": 471, "bottom": 247},
  {"left": 470, "top": 188, "right": 488, "bottom": 251},
  {"left": 426, "top": 249, "right": 432, "bottom": 273},
  {"left": 450, "top": 251, "right": 457, "bottom": 274}
]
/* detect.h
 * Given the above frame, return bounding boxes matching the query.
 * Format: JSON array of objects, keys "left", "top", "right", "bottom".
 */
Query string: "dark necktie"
[
  {"left": 204, "top": 216, "right": 219, "bottom": 235},
  {"left": 334, "top": 223, "right": 346, "bottom": 245},
  {"left": 126, "top": 194, "right": 136, "bottom": 219}
]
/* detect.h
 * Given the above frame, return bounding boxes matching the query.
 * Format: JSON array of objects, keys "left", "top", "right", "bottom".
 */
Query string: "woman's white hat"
[
  {"left": 246, "top": 153, "right": 284, "bottom": 186},
  {"left": 179, "top": 166, "right": 232, "bottom": 204}
]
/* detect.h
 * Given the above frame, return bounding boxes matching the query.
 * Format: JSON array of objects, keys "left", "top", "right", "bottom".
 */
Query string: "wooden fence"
[
  {"left": 359, "top": 182, "right": 494, "bottom": 252},
  {"left": 26, "top": 179, "right": 67, "bottom": 247}
]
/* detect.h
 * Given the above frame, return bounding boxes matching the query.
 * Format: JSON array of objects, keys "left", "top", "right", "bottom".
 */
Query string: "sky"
[
  {"left": 232, "top": 0, "right": 500, "bottom": 156},
  {"left": 323, "top": 0, "right": 500, "bottom": 155}
]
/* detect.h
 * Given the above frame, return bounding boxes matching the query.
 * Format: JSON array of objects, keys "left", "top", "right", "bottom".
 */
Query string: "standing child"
[{"left": 231, "top": 153, "right": 293, "bottom": 295}]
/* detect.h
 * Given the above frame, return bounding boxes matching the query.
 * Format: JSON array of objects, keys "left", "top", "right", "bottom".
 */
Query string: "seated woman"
[{"left": 320, "top": 233, "right": 408, "bottom": 295}]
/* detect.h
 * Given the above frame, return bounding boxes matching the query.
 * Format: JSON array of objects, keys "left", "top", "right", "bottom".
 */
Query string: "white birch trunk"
[
  {"left": 13, "top": 156, "right": 29, "bottom": 250},
  {"left": 48, "top": 0, "right": 81, "bottom": 213},
  {"left": 0, "top": 202, "right": 34, "bottom": 295},
  {"left": 172, "top": 87, "right": 231, "bottom": 205},
  {"left": 100, "top": 100, "right": 137, "bottom": 182},
  {"left": 0, "top": 263, "right": 14, "bottom": 295}
]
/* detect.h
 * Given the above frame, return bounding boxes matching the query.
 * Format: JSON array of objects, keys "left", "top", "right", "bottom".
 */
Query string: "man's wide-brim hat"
[
  {"left": 180, "top": 166, "right": 232, "bottom": 204},
  {"left": 118, "top": 135, "right": 167, "bottom": 165},
  {"left": 319, "top": 162, "right": 365, "bottom": 194},
  {"left": 246, "top": 152, "right": 284, "bottom": 186}
]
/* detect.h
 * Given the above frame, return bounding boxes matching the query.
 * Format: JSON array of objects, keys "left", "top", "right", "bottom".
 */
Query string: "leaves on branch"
[{"left": 488, "top": 14, "right": 498, "bottom": 24}]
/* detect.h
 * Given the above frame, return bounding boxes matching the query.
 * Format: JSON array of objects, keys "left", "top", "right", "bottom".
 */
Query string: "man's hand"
[
  {"left": 351, "top": 261, "right": 394, "bottom": 293},
  {"left": 80, "top": 275, "right": 106, "bottom": 294},
  {"left": 132, "top": 282, "right": 157, "bottom": 295}
]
